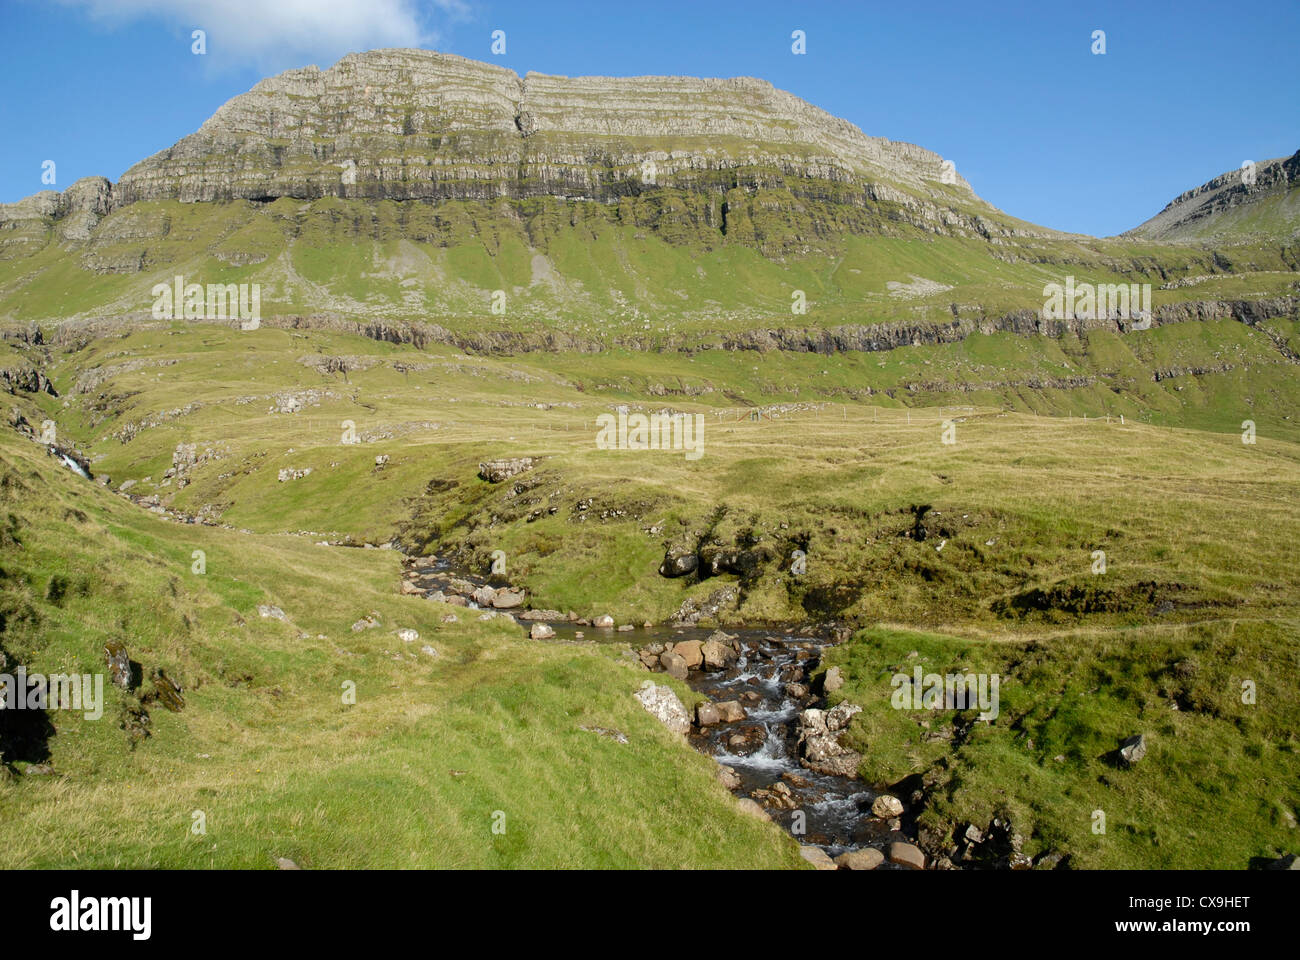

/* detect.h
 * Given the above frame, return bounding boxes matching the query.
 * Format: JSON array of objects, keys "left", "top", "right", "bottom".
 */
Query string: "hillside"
[
  {"left": 1, "top": 48, "right": 1298, "bottom": 871},
  {"left": 1125, "top": 151, "right": 1300, "bottom": 244}
]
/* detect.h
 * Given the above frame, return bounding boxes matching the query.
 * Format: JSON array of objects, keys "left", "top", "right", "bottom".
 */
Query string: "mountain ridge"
[{"left": 1124, "top": 150, "right": 1300, "bottom": 242}]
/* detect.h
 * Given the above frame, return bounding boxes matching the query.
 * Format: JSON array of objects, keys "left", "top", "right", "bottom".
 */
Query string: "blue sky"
[{"left": 1, "top": 0, "right": 1296, "bottom": 236}]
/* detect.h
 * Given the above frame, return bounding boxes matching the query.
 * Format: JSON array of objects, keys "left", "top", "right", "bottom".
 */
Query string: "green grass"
[
  {"left": 820, "top": 622, "right": 1299, "bottom": 869},
  {"left": 3, "top": 288, "right": 1298, "bottom": 870},
  {"left": 0, "top": 433, "right": 803, "bottom": 868}
]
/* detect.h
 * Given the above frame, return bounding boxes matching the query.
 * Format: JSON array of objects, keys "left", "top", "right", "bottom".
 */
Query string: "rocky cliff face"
[
  {"left": 110, "top": 49, "right": 973, "bottom": 205},
  {"left": 1, "top": 48, "right": 1040, "bottom": 255},
  {"left": 1124, "top": 150, "right": 1300, "bottom": 242}
]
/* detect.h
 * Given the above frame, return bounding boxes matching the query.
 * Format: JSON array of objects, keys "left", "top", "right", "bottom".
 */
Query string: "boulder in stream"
[
  {"left": 659, "top": 651, "right": 689, "bottom": 680},
  {"left": 701, "top": 637, "right": 738, "bottom": 670},
  {"left": 888, "top": 841, "right": 926, "bottom": 870},
  {"left": 835, "top": 848, "right": 885, "bottom": 870},
  {"left": 796, "top": 702, "right": 862, "bottom": 777},
  {"left": 871, "top": 794, "right": 904, "bottom": 819},
  {"left": 716, "top": 700, "right": 746, "bottom": 723},
  {"left": 671, "top": 640, "right": 703, "bottom": 668}
]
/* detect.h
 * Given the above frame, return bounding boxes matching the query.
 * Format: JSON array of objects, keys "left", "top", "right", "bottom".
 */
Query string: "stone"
[
  {"left": 1119, "top": 733, "right": 1147, "bottom": 766},
  {"left": 529, "top": 623, "right": 555, "bottom": 640},
  {"left": 735, "top": 798, "right": 771, "bottom": 822},
  {"left": 659, "top": 651, "right": 688, "bottom": 680},
  {"left": 634, "top": 680, "right": 691, "bottom": 735},
  {"left": 517, "top": 608, "right": 565, "bottom": 621},
  {"left": 579, "top": 725, "right": 628, "bottom": 744},
  {"left": 593, "top": 614, "right": 615, "bottom": 628},
  {"left": 478, "top": 458, "right": 535, "bottom": 483},
  {"left": 786, "top": 682, "right": 809, "bottom": 700},
  {"left": 659, "top": 545, "right": 698, "bottom": 578},
  {"left": 834, "top": 848, "right": 885, "bottom": 870},
  {"left": 396, "top": 628, "right": 419, "bottom": 643},
  {"left": 491, "top": 590, "right": 525, "bottom": 609},
  {"left": 823, "top": 665, "right": 845, "bottom": 692},
  {"left": 700, "top": 637, "right": 738, "bottom": 670},
  {"left": 471, "top": 585, "right": 497, "bottom": 607},
  {"left": 799, "top": 846, "right": 838, "bottom": 870},
  {"left": 696, "top": 702, "right": 722, "bottom": 726},
  {"left": 151, "top": 669, "right": 185, "bottom": 712},
  {"left": 104, "top": 639, "right": 133, "bottom": 691},
  {"left": 276, "top": 858, "right": 301, "bottom": 870},
  {"left": 715, "top": 765, "right": 741, "bottom": 790},
  {"left": 671, "top": 640, "right": 703, "bottom": 668},
  {"left": 753, "top": 781, "right": 798, "bottom": 810},
  {"left": 888, "top": 841, "right": 926, "bottom": 870},
  {"left": 420, "top": 645, "right": 438, "bottom": 657},
  {"left": 871, "top": 794, "right": 904, "bottom": 819},
  {"left": 796, "top": 702, "right": 863, "bottom": 777},
  {"left": 257, "top": 604, "right": 286, "bottom": 620},
  {"left": 400, "top": 580, "right": 422, "bottom": 595},
  {"left": 716, "top": 700, "right": 746, "bottom": 723},
  {"left": 726, "top": 724, "right": 767, "bottom": 756}
]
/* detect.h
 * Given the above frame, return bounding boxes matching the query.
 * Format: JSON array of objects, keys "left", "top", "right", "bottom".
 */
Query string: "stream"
[{"left": 403, "top": 554, "right": 918, "bottom": 865}]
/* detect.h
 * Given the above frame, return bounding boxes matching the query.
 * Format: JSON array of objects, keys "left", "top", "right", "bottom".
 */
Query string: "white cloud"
[{"left": 59, "top": 0, "right": 466, "bottom": 71}]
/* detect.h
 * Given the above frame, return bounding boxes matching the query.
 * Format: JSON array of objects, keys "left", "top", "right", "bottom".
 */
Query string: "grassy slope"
[
  {"left": 3, "top": 320, "right": 1298, "bottom": 868},
  {"left": 0, "top": 433, "right": 802, "bottom": 869},
  {"left": 1, "top": 196, "right": 1296, "bottom": 335}
]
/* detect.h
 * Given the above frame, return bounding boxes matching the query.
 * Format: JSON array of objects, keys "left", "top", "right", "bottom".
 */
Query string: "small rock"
[
  {"left": 888, "top": 841, "right": 926, "bottom": 870},
  {"left": 799, "top": 846, "right": 838, "bottom": 870},
  {"left": 634, "top": 680, "right": 691, "bottom": 735},
  {"left": 716, "top": 700, "right": 746, "bottom": 723},
  {"left": 660, "top": 651, "right": 689, "bottom": 680},
  {"left": 529, "top": 623, "right": 555, "bottom": 640},
  {"left": 672, "top": 640, "right": 703, "bottom": 668},
  {"left": 823, "top": 666, "right": 845, "bottom": 692},
  {"left": 700, "top": 637, "right": 739, "bottom": 670},
  {"left": 1119, "top": 734, "right": 1147, "bottom": 766},
  {"left": 872, "top": 795, "right": 904, "bottom": 819},
  {"left": 593, "top": 614, "right": 615, "bottom": 628},
  {"left": 276, "top": 858, "right": 301, "bottom": 870},
  {"left": 835, "top": 848, "right": 885, "bottom": 870},
  {"left": 696, "top": 702, "right": 722, "bottom": 726},
  {"left": 491, "top": 590, "right": 525, "bottom": 609},
  {"left": 396, "top": 628, "right": 419, "bottom": 643},
  {"left": 579, "top": 725, "right": 628, "bottom": 744},
  {"left": 735, "top": 798, "right": 771, "bottom": 822},
  {"left": 715, "top": 765, "right": 741, "bottom": 790}
]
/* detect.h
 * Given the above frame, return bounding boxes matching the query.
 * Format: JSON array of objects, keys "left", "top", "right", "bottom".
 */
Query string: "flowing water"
[{"left": 403, "top": 555, "right": 914, "bottom": 863}]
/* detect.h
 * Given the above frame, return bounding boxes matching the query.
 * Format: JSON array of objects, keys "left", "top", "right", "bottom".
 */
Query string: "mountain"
[
  {"left": 0, "top": 50, "right": 1296, "bottom": 390},
  {"left": 2, "top": 48, "right": 1299, "bottom": 873},
  {"left": 1125, "top": 150, "right": 1300, "bottom": 243}
]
